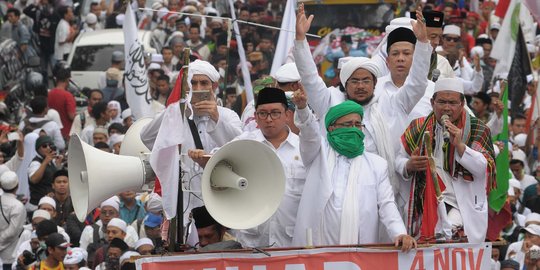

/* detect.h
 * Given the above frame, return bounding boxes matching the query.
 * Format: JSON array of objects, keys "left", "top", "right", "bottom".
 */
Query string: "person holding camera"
[
  {"left": 28, "top": 136, "right": 63, "bottom": 211},
  {"left": 0, "top": 172, "right": 26, "bottom": 270}
]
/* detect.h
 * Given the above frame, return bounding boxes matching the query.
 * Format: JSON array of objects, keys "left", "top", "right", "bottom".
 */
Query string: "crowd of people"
[{"left": 0, "top": 0, "right": 540, "bottom": 269}]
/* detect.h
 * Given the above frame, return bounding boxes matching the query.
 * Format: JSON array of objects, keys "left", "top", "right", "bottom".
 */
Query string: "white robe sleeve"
[
  {"left": 294, "top": 107, "right": 322, "bottom": 166},
  {"left": 293, "top": 39, "right": 341, "bottom": 119},
  {"left": 454, "top": 145, "right": 488, "bottom": 179},
  {"left": 394, "top": 143, "right": 413, "bottom": 180},
  {"left": 205, "top": 107, "right": 243, "bottom": 146},
  {"left": 375, "top": 160, "right": 407, "bottom": 240}
]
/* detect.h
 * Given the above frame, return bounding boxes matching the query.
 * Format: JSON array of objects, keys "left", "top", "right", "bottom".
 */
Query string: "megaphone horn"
[
  {"left": 119, "top": 117, "right": 152, "bottom": 157},
  {"left": 202, "top": 140, "right": 285, "bottom": 230},
  {"left": 68, "top": 134, "right": 155, "bottom": 222}
]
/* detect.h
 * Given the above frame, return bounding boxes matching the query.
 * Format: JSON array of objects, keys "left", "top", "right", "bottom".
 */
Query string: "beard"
[{"left": 348, "top": 94, "right": 374, "bottom": 106}]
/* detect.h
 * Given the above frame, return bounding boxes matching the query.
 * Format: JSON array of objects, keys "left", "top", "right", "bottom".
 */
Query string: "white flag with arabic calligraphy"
[{"left": 123, "top": 3, "right": 153, "bottom": 119}]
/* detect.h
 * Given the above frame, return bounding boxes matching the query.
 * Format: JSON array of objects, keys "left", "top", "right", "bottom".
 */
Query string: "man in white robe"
[
  {"left": 140, "top": 59, "right": 242, "bottom": 238},
  {"left": 395, "top": 78, "right": 495, "bottom": 243},
  {"left": 291, "top": 94, "right": 416, "bottom": 250},
  {"left": 294, "top": 5, "right": 431, "bottom": 205}
]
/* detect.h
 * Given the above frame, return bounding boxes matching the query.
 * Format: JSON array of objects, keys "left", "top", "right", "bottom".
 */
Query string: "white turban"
[
  {"left": 39, "top": 196, "right": 56, "bottom": 209},
  {"left": 339, "top": 57, "right": 381, "bottom": 86},
  {"left": 32, "top": 209, "right": 51, "bottom": 220},
  {"left": 274, "top": 63, "right": 300, "bottom": 83},
  {"left": 107, "top": 218, "right": 127, "bottom": 233},
  {"left": 135, "top": 238, "right": 154, "bottom": 249},
  {"left": 189, "top": 60, "right": 220, "bottom": 82},
  {"left": 434, "top": 78, "right": 464, "bottom": 94},
  {"left": 64, "top": 248, "right": 88, "bottom": 265},
  {"left": 119, "top": 251, "right": 140, "bottom": 265},
  {"left": 100, "top": 196, "right": 120, "bottom": 212}
]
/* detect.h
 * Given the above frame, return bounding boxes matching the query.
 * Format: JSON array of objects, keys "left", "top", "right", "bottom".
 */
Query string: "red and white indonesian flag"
[{"left": 123, "top": 3, "right": 153, "bottom": 120}]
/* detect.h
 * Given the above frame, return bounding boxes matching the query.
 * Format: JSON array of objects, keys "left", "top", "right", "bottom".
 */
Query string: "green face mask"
[
  {"left": 327, "top": 127, "right": 365, "bottom": 158},
  {"left": 39, "top": 241, "right": 47, "bottom": 250}
]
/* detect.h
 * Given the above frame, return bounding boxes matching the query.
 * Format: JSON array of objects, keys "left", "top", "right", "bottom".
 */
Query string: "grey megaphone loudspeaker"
[
  {"left": 68, "top": 135, "right": 155, "bottom": 222},
  {"left": 201, "top": 140, "right": 285, "bottom": 230},
  {"left": 120, "top": 117, "right": 152, "bottom": 157}
]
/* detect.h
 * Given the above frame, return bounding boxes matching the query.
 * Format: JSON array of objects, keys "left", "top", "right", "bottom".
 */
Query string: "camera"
[{"left": 22, "top": 250, "right": 36, "bottom": 266}]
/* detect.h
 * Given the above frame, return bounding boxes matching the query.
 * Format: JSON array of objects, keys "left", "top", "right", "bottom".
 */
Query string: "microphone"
[
  {"left": 432, "top": 69, "right": 441, "bottom": 82},
  {"left": 441, "top": 114, "right": 450, "bottom": 143}
]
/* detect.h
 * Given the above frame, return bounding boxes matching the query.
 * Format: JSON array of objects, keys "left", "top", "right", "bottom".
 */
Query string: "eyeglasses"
[
  {"left": 332, "top": 121, "right": 364, "bottom": 129},
  {"left": 444, "top": 36, "right": 461, "bottom": 42},
  {"left": 256, "top": 110, "right": 283, "bottom": 120},
  {"left": 434, "top": 100, "right": 462, "bottom": 107},
  {"left": 40, "top": 143, "right": 52, "bottom": 149},
  {"left": 348, "top": 78, "right": 373, "bottom": 86}
]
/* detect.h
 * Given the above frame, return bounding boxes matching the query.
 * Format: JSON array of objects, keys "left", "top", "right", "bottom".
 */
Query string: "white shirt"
[
  {"left": 54, "top": 19, "right": 72, "bottom": 60},
  {"left": 231, "top": 129, "right": 306, "bottom": 248},
  {"left": 70, "top": 109, "right": 96, "bottom": 137},
  {"left": 79, "top": 220, "right": 139, "bottom": 249},
  {"left": 0, "top": 193, "right": 26, "bottom": 264}
]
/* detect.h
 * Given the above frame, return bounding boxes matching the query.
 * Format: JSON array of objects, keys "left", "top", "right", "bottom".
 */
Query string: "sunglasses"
[
  {"left": 40, "top": 143, "right": 52, "bottom": 149},
  {"left": 444, "top": 36, "right": 461, "bottom": 42}
]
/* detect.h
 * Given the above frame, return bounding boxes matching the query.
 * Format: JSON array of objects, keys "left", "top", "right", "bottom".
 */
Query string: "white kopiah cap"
[{"left": 434, "top": 78, "right": 464, "bottom": 94}]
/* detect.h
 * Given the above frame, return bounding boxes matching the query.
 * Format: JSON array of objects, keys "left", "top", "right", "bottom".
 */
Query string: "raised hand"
[
  {"left": 296, "top": 3, "right": 314, "bottom": 41},
  {"left": 410, "top": 8, "right": 428, "bottom": 43},
  {"left": 291, "top": 86, "right": 307, "bottom": 110}
]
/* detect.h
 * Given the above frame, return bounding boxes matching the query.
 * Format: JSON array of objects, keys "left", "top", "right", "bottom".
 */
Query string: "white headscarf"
[
  {"left": 107, "top": 101, "right": 123, "bottom": 124},
  {"left": 185, "top": 60, "right": 220, "bottom": 119},
  {"left": 339, "top": 57, "right": 381, "bottom": 85}
]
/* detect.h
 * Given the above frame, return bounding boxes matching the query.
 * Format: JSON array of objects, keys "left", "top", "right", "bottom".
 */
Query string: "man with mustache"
[{"left": 294, "top": 4, "right": 431, "bottom": 211}]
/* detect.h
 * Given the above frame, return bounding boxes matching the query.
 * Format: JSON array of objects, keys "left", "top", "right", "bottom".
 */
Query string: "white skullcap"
[
  {"left": 0, "top": 171, "right": 18, "bottom": 190},
  {"left": 477, "top": 33, "right": 489, "bottom": 39},
  {"left": 119, "top": 251, "right": 140, "bottom": 265},
  {"left": 434, "top": 78, "right": 464, "bottom": 94},
  {"left": 107, "top": 218, "right": 127, "bottom": 233},
  {"left": 274, "top": 63, "right": 300, "bottom": 83},
  {"left": 470, "top": 46, "right": 484, "bottom": 58},
  {"left": 508, "top": 184, "right": 515, "bottom": 196},
  {"left": 85, "top": 13, "right": 97, "bottom": 24},
  {"left": 337, "top": 56, "right": 354, "bottom": 70},
  {"left": 204, "top": 6, "right": 219, "bottom": 15},
  {"left": 509, "top": 178, "right": 522, "bottom": 190},
  {"left": 512, "top": 149, "right": 527, "bottom": 165},
  {"left": 189, "top": 60, "right": 220, "bottom": 82},
  {"left": 100, "top": 196, "right": 120, "bottom": 212},
  {"left": 339, "top": 57, "right": 381, "bottom": 86},
  {"left": 443, "top": 25, "right": 461, "bottom": 36},
  {"left": 148, "top": 63, "right": 161, "bottom": 70},
  {"left": 386, "top": 17, "right": 413, "bottom": 33},
  {"left": 109, "top": 134, "right": 124, "bottom": 147},
  {"left": 151, "top": 1, "right": 163, "bottom": 10},
  {"left": 64, "top": 248, "right": 88, "bottom": 265},
  {"left": 527, "top": 43, "right": 537, "bottom": 54},
  {"left": 527, "top": 74, "right": 535, "bottom": 83},
  {"left": 32, "top": 209, "right": 51, "bottom": 220},
  {"left": 526, "top": 213, "right": 540, "bottom": 225},
  {"left": 523, "top": 224, "right": 540, "bottom": 236},
  {"left": 121, "top": 108, "right": 132, "bottom": 119},
  {"left": 490, "top": 22, "right": 501, "bottom": 30},
  {"left": 514, "top": 133, "right": 527, "bottom": 147},
  {"left": 151, "top": 54, "right": 164, "bottom": 63},
  {"left": 135, "top": 238, "right": 154, "bottom": 249},
  {"left": 145, "top": 193, "right": 163, "bottom": 213},
  {"left": 116, "top": 14, "right": 125, "bottom": 26},
  {"left": 39, "top": 196, "right": 56, "bottom": 209},
  {"left": 157, "top": 7, "right": 169, "bottom": 19}
]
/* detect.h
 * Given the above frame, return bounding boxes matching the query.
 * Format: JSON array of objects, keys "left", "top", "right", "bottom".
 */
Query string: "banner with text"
[{"left": 136, "top": 243, "right": 492, "bottom": 270}]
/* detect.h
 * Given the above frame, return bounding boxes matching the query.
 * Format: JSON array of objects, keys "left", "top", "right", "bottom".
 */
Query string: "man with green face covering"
[{"left": 290, "top": 90, "right": 416, "bottom": 251}]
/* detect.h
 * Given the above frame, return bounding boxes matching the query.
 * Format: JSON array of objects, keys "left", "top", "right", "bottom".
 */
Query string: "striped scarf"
[{"left": 401, "top": 112, "right": 496, "bottom": 237}]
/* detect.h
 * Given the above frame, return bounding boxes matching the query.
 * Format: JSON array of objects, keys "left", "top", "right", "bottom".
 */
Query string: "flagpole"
[{"left": 138, "top": 8, "right": 321, "bottom": 38}]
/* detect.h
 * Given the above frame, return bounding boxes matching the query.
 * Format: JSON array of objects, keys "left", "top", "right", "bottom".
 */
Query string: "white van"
[{"left": 67, "top": 29, "right": 157, "bottom": 89}]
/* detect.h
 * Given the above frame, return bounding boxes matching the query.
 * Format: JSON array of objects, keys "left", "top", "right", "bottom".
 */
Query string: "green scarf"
[
  {"left": 325, "top": 100, "right": 365, "bottom": 158},
  {"left": 327, "top": 127, "right": 365, "bottom": 158}
]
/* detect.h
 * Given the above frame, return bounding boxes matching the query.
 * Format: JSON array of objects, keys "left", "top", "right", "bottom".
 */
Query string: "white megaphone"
[
  {"left": 120, "top": 118, "right": 152, "bottom": 157},
  {"left": 68, "top": 134, "right": 155, "bottom": 221},
  {"left": 201, "top": 140, "right": 285, "bottom": 230}
]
